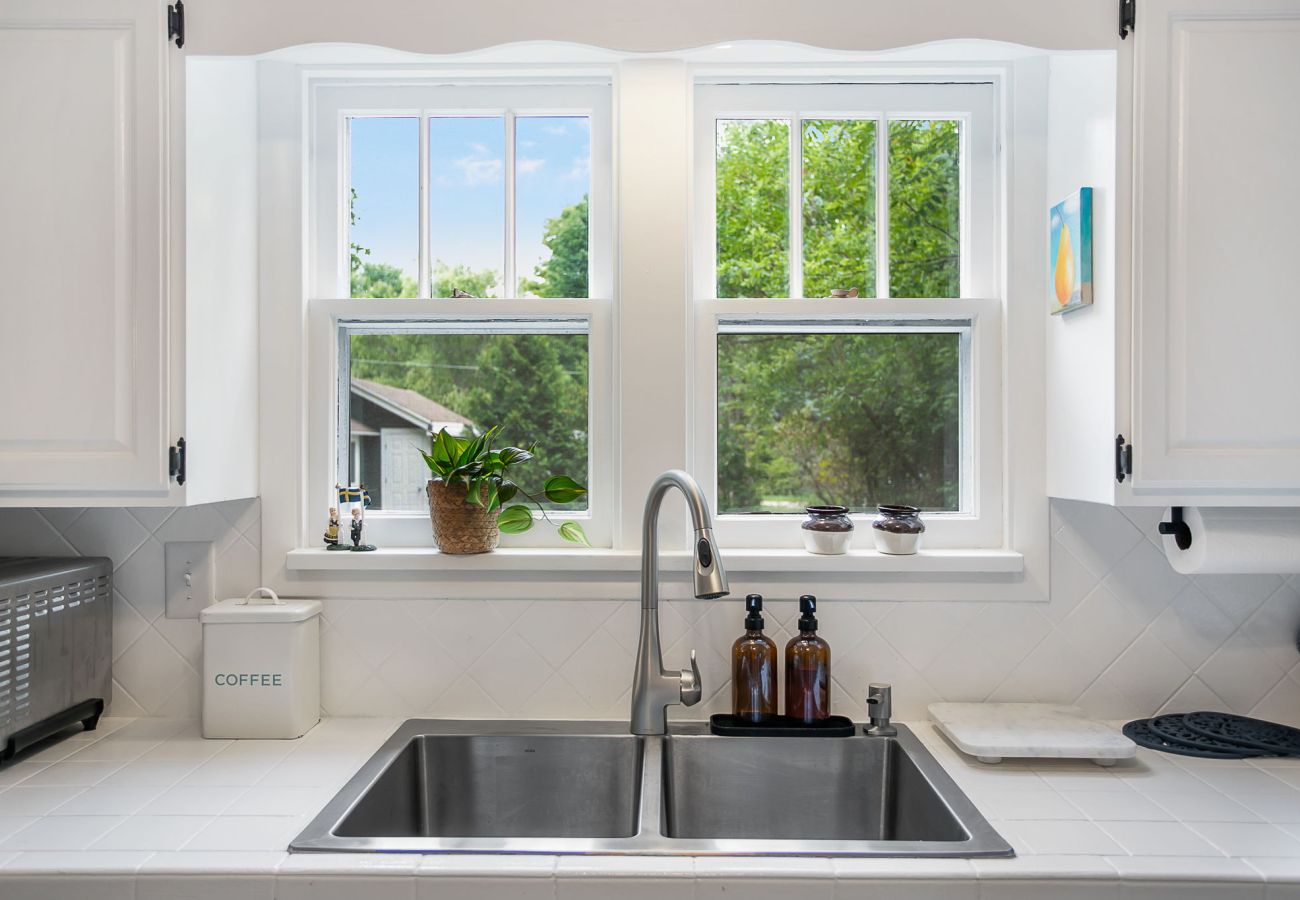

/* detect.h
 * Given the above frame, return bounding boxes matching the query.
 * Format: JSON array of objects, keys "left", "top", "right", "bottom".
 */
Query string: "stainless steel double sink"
[{"left": 292, "top": 720, "right": 1010, "bottom": 857}]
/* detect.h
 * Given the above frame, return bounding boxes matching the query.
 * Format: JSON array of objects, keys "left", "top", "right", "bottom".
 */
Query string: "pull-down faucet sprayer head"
[{"left": 692, "top": 527, "right": 728, "bottom": 600}]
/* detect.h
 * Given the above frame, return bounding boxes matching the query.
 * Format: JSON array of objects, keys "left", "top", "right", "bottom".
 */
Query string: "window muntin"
[{"left": 716, "top": 320, "right": 966, "bottom": 515}]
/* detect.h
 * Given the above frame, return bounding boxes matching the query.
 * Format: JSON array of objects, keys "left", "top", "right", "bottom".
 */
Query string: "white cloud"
[
  {"left": 562, "top": 155, "right": 589, "bottom": 182},
  {"left": 543, "top": 125, "right": 569, "bottom": 136},
  {"left": 452, "top": 154, "right": 503, "bottom": 186},
  {"left": 517, "top": 157, "right": 547, "bottom": 176}
]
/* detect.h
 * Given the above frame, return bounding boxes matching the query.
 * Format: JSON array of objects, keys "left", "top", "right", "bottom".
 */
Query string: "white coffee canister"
[{"left": 200, "top": 588, "right": 321, "bottom": 739}]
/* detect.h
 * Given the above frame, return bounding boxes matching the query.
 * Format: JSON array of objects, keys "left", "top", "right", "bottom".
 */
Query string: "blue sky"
[{"left": 349, "top": 116, "right": 590, "bottom": 297}]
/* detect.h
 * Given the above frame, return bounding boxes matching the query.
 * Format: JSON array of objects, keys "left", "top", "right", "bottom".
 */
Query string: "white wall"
[{"left": 3, "top": 499, "right": 1297, "bottom": 725}]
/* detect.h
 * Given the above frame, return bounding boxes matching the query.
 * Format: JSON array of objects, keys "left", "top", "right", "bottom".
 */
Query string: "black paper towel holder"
[{"left": 1158, "top": 506, "right": 1193, "bottom": 551}]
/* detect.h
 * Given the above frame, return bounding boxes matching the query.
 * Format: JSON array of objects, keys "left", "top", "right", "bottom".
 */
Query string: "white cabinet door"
[
  {"left": 0, "top": 0, "right": 170, "bottom": 496},
  {"left": 1132, "top": 0, "right": 1300, "bottom": 497}
]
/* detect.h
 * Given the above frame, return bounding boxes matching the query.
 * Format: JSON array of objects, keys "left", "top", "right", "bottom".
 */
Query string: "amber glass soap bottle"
[
  {"left": 731, "top": 594, "right": 778, "bottom": 722},
  {"left": 785, "top": 594, "right": 831, "bottom": 722}
]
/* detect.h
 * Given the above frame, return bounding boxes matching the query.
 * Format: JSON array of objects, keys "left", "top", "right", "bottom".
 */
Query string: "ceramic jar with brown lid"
[
  {"left": 800, "top": 505, "right": 854, "bottom": 555},
  {"left": 871, "top": 504, "right": 925, "bottom": 555}
]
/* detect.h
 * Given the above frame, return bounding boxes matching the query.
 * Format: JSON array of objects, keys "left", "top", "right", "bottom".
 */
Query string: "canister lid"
[{"left": 199, "top": 588, "right": 322, "bottom": 624}]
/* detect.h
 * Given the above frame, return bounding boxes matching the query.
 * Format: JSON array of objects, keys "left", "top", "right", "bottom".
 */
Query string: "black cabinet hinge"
[
  {"left": 1115, "top": 434, "right": 1133, "bottom": 483},
  {"left": 167, "top": 0, "right": 184, "bottom": 49},
  {"left": 169, "top": 437, "right": 187, "bottom": 487},
  {"left": 1119, "top": 0, "right": 1136, "bottom": 39}
]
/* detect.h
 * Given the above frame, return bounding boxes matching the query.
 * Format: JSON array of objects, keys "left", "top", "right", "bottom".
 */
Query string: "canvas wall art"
[{"left": 1050, "top": 187, "right": 1093, "bottom": 314}]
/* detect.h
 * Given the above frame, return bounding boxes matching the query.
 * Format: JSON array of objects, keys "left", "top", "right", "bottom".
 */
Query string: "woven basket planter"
[{"left": 426, "top": 479, "right": 500, "bottom": 554}]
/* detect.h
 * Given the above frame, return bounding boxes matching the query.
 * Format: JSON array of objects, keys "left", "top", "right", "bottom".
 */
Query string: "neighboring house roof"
[{"left": 350, "top": 378, "right": 472, "bottom": 431}]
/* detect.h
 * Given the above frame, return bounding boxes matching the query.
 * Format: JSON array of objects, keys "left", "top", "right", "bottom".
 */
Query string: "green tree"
[
  {"left": 888, "top": 120, "right": 960, "bottom": 298},
  {"left": 351, "top": 262, "right": 416, "bottom": 298},
  {"left": 432, "top": 261, "right": 498, "bottom": 298},
  {"left": 519, "top": 196, "right": 589, "bottom": 298},
  {"left": 715, "top": 120, "right": 789, "bottom": 298}
]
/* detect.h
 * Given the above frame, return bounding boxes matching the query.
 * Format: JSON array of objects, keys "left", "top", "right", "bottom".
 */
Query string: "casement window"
[
  {"left": 307, "top": 81, "right": 614, "bottom": 547},
  {"left": 690, "top": 82, "right": 1003, "bottom": 548}
]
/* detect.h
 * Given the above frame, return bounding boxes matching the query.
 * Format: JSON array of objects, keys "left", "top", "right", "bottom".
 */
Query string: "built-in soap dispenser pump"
[
  {"left": 785, "top": 594, "right": 831, "bottom": 722},
  {"left": 731, "top": 594, "right": 777, "bottom": 722}
]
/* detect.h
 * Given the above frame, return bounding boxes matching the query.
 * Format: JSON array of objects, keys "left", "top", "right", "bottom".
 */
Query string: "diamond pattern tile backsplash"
[{"left": 1, "top": 498, "right": 1297, "bottom": 725}]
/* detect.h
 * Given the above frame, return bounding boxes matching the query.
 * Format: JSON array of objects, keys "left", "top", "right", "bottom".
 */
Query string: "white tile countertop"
[{"left": 1, "top": 718, "right": 1300, "bottom": 899}]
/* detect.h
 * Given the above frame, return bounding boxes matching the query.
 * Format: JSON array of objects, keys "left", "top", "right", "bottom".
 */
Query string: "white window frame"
[
  {"left": 691, "top": 81, "right": 1004, "bottom": 548},
  {"left": 305, "top": 78, "right": 615, "bottom": 548}
]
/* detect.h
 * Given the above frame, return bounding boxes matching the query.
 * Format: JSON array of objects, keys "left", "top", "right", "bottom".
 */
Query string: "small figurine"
[
  {"left": 349, "top": 506, "right": 376, "bottom": 552},
  {"left": 324, "top": 506, "right": 345, "bottom": 549}
]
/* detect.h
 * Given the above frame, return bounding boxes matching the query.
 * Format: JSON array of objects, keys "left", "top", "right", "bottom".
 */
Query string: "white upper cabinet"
[
  {"left": 1049, "top": 0, "right": 1300, "bottom": 506},
  {"left": 1130, "top": 0, "right": 1300, "bottom": 499},
  {"left": 0, "top": 0, "right": 258, "bottom": 506}
]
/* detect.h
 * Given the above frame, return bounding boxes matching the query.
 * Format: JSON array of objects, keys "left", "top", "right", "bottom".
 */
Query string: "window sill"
[
  {"left": 279, "top": 546, "right": 1030, "bottom": 600},
  {"left": 287, "top": 546, "right": 1024, "bottom": 574}
]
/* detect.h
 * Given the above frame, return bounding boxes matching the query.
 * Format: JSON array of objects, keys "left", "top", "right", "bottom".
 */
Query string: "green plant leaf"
[
  {"left": 558, "top": 521, "right": 592, "bottom": 547},
  {"left": 543, "top": 475, "right": 587, "bottom": 504},
  {"left": 497, "top": 481, "right": 518, "bottom": 504},
  {"left": 498, "top": 446, "right": 534, "bottom": 466},
  {"left": 464, "top": 480, "right": 484, "bottom": 506},
  {"left": 497, "top": 504, "right": 535, "bottom": 534},
  {"left": 485, "top": 481, "right": 500, "bottom": 513}
]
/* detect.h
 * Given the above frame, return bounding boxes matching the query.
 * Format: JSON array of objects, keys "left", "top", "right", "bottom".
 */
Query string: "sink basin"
[
  {"left": 662, "top": 734, "right": 965, "bottom": 842},
  {"left": 291, "top": 719, "right": 1010, "bottom": 857},
  {"left": 336, "top": 732, "right": 643, "bottom": 839}
]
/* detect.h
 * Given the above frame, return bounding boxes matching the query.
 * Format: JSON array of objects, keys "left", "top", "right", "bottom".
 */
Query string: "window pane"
[
  {"left": 349, "top": 117, "right": 419, "bottom": 298},
  {"left": 429, "top": 117, "right": 505, "bottom": 298},
  {"left": 717, "top": 331, "right": 960, "bottom": 514},
  {"left": 716, "top": 119, "right": 789, "bottom": 298},
  {"left": 802, "top": 119, "right": 876, "bottom": 299},
  {"left": 515, "top": 116, "right": 590, "bottom": 298},
  {"left": 888, "top": 119, "right": 961, "bottom": 298},
  {"left": 348, "top": 332, "right": 588, "bottom": 512}
]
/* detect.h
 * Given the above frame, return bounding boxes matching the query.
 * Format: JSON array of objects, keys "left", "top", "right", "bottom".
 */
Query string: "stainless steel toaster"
[{"left": 0, "top": 557, "right": 112, "bottom": 760}]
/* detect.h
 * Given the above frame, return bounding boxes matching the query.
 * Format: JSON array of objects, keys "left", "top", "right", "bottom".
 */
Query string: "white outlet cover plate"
[{"left": 164, "top": 540, "right": 215, "bottom": 619}]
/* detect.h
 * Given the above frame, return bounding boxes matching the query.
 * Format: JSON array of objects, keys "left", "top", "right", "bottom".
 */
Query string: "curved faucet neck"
[{"left": 640, "top": 469, "right": 713, "bottom": 610}]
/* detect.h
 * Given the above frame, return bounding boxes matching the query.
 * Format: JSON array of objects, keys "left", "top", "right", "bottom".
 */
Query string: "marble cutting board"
[{"left": 928, "top": 702, "right": 1137, "bottom": 766}]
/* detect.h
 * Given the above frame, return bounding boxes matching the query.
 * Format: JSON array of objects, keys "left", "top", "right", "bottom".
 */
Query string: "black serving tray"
[{"left": 709, "top": 713, "right": 856, "bottom": 737}]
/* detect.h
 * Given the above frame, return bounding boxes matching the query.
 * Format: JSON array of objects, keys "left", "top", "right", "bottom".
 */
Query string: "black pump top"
[
  {"left": 744, "top": 593, "right": 764, "bottom": 630},
  {"left": 798, "top": 594, "right": 818, "bottom": 632}
]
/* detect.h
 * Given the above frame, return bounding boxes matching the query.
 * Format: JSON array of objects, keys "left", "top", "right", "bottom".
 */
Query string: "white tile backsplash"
[{"left": 4, "top": 498, "right": 1299, "bottom": 725}]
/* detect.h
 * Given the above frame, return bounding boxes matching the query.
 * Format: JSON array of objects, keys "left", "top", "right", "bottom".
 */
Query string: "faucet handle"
[{"left": 679, "top": 650, "right": 702, "bottom": 706}]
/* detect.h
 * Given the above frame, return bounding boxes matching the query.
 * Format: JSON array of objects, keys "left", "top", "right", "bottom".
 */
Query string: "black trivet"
[
  {"left": 1122, "top": 718, "right": 1259, "bottom": 759},
  {"left": 1148, "top": 713, "right": 1269, "bottom": 757},
  {"left": 1183, "top": 711, "right": 1300, "bottom": 756}
]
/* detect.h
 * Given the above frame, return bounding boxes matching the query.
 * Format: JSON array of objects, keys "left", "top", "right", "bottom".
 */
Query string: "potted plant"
[{"left": 420, "top": 426, "right": 590, "bottom": 554}]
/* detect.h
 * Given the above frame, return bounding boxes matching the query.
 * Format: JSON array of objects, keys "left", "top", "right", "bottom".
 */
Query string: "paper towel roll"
[{"left": 1161, "top": 507, "right": 1300, "bottom": 575}]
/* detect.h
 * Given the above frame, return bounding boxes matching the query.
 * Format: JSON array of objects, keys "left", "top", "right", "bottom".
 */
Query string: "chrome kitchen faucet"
[{"left": 630, "top": 470, "right": 729, "bottom": 735}]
